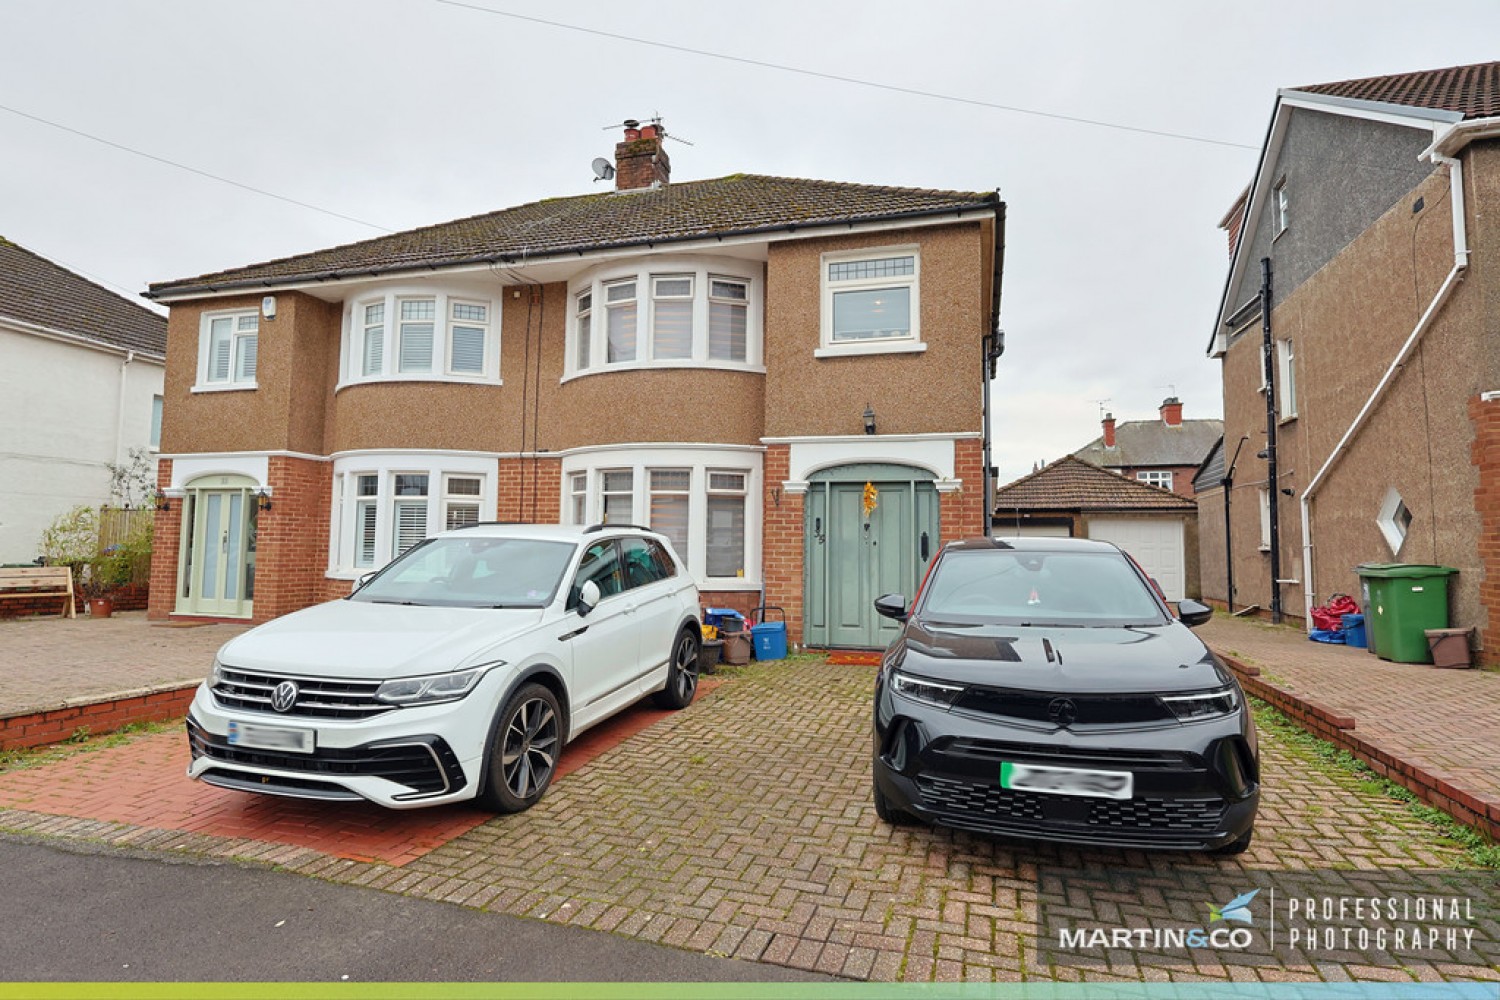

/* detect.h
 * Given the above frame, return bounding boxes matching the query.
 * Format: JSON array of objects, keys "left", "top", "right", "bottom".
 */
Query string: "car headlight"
[
  {"left": 1161, "top": 686, "right": 1240, "bottom": 721},
  {"left": 890, "top": 670, "right": 965, "bottom": 709},
  {"left": 209, "top": 659, "right": 225, "bottom": 687},
  {"left": 374, "top": 663, "right": 501, "bottom": 706}
]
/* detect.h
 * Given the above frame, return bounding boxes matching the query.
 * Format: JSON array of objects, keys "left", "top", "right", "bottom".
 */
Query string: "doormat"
[{"left": 825, "top": 651, "right": 883, "bottom": 666}]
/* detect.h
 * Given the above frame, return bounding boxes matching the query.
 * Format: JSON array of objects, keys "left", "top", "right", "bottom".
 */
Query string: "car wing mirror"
[
  {"left": 576, "top": 579, "right": 602, "bottom": 617},
  {"left": 1176, "top": 599, "right": 1213, "bottom": 629},
  {"left": 873, "top": 593, "right": 909, "bottom": 622}
]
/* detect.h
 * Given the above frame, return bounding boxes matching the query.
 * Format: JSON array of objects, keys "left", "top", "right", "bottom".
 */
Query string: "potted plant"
[{"left": 80, "top": 546, "right": 131, "bottom": 618}]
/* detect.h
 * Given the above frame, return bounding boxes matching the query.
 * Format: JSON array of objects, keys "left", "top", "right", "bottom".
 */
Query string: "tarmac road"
[{"left": 0, "top": 837, "right": 828, "bottom": 983}]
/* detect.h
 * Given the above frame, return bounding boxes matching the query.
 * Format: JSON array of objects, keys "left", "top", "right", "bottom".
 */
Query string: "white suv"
[{"left": 186, "top": 524, "right": 703, "bottom": 811}]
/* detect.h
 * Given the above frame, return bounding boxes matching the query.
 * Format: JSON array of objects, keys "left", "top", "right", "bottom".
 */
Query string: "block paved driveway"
[{"left": 1, "top": 657, "right": 1496, "bottom": 983}]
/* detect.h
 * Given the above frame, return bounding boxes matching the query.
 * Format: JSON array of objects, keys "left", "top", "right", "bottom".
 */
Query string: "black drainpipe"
[
  {"left": 1222, "top": 434, "right": 1250, "bottom": 614},
  {"left": 982, "top": 328, "right": 1004, "bottom": 537},
  {"left": 1259, "top": 257, "right": 1283, "bottom": 624}
]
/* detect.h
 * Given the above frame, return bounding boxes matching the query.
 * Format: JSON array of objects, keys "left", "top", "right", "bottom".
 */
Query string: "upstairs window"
[
  {"left": 818, "top": 247, "right": 923, "bottom": 357},
  {"left": 198, "top": 309, "right": 259, "bottom": 389},
  {"left": 1273, "top": 178, "right": 1290, "bottom": 238},
  {"left": 1136, "top": 470, "right": 1173, "bottom": 490},
  {"left": 341, "top": 290, "right": 498, "bottom": 387},
  {"left": 568, "top": 258, "right": 762, "bottom": 376},
  {"left": 1278, "top": 339, "right": 1297, "bottom": 419}
]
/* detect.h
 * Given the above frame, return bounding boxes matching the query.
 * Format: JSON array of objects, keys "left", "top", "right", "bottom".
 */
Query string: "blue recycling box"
[
  {"left": 751, "top": 621, "right": 788, "bottom": 661},
  {"left": 1342, "top": 613, "right": 1367, "bottom": 649}
]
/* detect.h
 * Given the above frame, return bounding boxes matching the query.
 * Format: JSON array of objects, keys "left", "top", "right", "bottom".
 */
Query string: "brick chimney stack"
[
  {"left": 1102, "top": 413, "right": 1116, "bottom": 449},
  {"left": 1160, "top": 397, "right": 1183, "bottom": 427},
  {"left": 614, "top": 120, "right": 671, "bottom": 191}
]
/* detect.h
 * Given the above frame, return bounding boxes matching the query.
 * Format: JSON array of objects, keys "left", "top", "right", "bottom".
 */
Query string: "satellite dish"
[{"left": 591, "top": 157, "right": 616, "bottom": 182}]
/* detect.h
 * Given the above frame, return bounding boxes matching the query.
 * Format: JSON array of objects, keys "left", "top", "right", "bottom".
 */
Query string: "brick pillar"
[
  {"left": 499, "top": 456, "right": 562, "bottom": 523},
  {"left": 252, "top": 456, "right": 331, "bottom": 622},
  {"left": 938, "top": 438, "right": 987, "bottom": 544},
  {"left": 1470, "top": 395, "right": 1500, "bottom": 664},
  {"left": 147, "top": 459, "right": 178, "bottom": 620},
  {"left": 761, "top": 444, "right": 806, "bottom": 649}
]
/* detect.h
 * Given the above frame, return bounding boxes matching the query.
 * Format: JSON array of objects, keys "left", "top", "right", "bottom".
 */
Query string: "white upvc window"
[
  {"left": 196, "top": 309, "right": 259, "bottom": 390},
  {"left": 565, "top": 256, "right": 763, "bottom": 377},
  {"left": 149, "top": 395, "right": 163, "bottom": 450},
  {"left": 1273, "top": 178, "right": 1290, "bottom": 237},
  {"left": 560, "top": 448, "right": 762, "bottom": 588},
  {"left": 817, "top": 246, "right": 923, "bottom": 358},
  {"left": 705, "top": 470, "right": 748, "bottom": 578},
  {"left": 443, "top": 475, "right": 483, "bottom": 529},
  {"left": 1258, "top": 488, "right": 1272, "bottom": 551},
  {"left": 648, "top": 469, "right": 692, "bottom": 560},
  {"left": 329, "top": 453, "right": 497, "bottom": 577},
  {"left": 708, "top": 276, "right": 748, "bottom": 362},
  {"left": 1377, "top": 487, "right": 1413, "bottom": 555},
  {"left": 604, "top": 280, "right": 638, "bottom": 364},
  {"left": 1136, "top": 470, "right": 1173, "bottom": 490},
  {"left": 1277, "top": 339, "right": 1297, "bottom": 419},
  {"left": 340, "top": 288, "right": 500, "bottom": 388}
]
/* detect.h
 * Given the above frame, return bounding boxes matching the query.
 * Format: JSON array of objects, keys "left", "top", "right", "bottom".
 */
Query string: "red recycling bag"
[{"left": 1311, "top": 593, "right": 1359, "bottom": 632}]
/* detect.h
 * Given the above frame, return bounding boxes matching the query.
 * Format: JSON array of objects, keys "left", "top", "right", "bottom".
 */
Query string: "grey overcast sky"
[{"left": 3, "top": 1, "right": 1498, "bottom": 481}]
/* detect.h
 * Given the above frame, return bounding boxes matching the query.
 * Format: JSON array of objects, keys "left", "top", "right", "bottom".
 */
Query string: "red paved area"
[
  {"left": 0, "top": 678, "right": 722, "bottom": 867},
  {"left": 1199, "top": 614, "right": 1500, "bottom": 837}
]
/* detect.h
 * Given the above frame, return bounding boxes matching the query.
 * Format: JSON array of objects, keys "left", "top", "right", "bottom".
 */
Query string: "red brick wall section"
[
  {"left": 0, "top": 686, "right": 196, "bottom": 751},
  {"left": 499, "top": 457, "right": 563, "bottom": 524},
  {"left": 761, "top": 445, "right": 806, "bottom": 649},
  {"left": 1471, "top": 394, "right": 1500, "bottom": 664},
  {"left": 939, "top": 438, "right": 987, "bottom": 543},
  {"left": 147, "top": 459, "right": 179, "bottom": 620},
  {"left": 252, "top": 456, "right": 332, "bottom": 623}
]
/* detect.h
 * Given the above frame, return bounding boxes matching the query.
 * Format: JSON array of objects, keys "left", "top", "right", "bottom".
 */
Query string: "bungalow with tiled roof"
[
  {"left": 0, "top": 237, "right": 166, "bottom": 565},
  {"left": 1207, "top": 61, "right": 1500, "bottom": 658},
  {"left": 144, "top": 123, "right": 1005, "bottom": 650},
  {"left": 992, "top": 456, "right": 1200, "bottom": 601}
]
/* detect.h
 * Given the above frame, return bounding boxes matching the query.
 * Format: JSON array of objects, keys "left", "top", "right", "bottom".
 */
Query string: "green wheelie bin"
[{"left": 1354, "top": 563, "right": 1458, "bottom": 664}]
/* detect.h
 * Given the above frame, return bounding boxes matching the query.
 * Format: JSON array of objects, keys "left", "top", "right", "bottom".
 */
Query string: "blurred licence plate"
[
  {"left": 227, "top": 721, "right": 313, "bottom": 754},
  {"left": 1000, "top": 761, "right": 1131, "bottom": 800}
]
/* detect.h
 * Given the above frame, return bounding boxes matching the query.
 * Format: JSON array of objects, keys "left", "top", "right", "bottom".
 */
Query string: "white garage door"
[
  {"left": 1087, "top": 517, "right": 1185, "bottom": 601},
  {"left": 994, "top": 522, "right": 1071, "bottom": 538}
]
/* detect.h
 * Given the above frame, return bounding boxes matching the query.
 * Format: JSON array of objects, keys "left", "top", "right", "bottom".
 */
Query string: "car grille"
[
  {"left": 212, "top": 666, "right": 392, "bottom": 720},
  {"left": 954, "top": 687, "right": 1175, "bottom": 726},
  {"left": 940, "top": 738, "right": 1197, "bottom": 770},
  {"left": 187, "top": 718, "right": 463, "bottom": 797},
  {"left": 915, "top": 774, "right": 1225, "bottom": 836}
]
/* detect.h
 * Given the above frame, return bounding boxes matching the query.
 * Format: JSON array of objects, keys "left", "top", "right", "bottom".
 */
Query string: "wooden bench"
[{"left": 0, "top": 567, "right": 76, "bottom": 619}]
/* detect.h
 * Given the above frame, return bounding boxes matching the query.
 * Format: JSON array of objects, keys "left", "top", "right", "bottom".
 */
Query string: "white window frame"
[
  {"left": 704, "top": 469, "right": 749, "bottom": 579},
  {"left": 1277, "top": 338, "right": 1297, "bottom": 419},
  {"left": 149, "top": 395, "right": 163, "bottom": 451},
  {"left": 560, "top": 446, "right": 763, "bottom": 589},
  {"left": 338, "top": 287, "right": 501, "bottom": 390},
  {"left": 328, "top": 452, "right": 497, "bottom": 578},
  {"left": 1377, "top": 487, "right": 1412, "bottom": 556},
  {"left": 1136, "top": 470, "right": 1173, "bottom": 490},
  {"left": 648, "top": 468, "right": 692, "bottom": 563},
  {"left": 194, "top": 308, "right": 260, "bottom": 392},
  {"left": 816, "top": 245, "right": 924, "bottom": 359},
  {"left": 1273, "top": 178, "right": 1289, "bottom": 238},
  {"left": 442, "top": 474, "right": 484, "bottom": 530},
  {"left": 564, "top": 256, "right": 764, "bottom": 380},
  {"left": 1258, "top": 487, "right": 1272, "bottom": 552}
]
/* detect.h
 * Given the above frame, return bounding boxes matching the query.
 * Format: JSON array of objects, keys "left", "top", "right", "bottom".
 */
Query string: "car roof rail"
[
  {"left": 448, "top": 521, "right": 526, "bottom": 531},
  {"left": 582, "top": 523, "right": 654, "bottom": 534}
]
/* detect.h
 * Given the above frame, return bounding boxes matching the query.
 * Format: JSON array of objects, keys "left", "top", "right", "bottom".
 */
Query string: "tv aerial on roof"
[{"left": 598, "top": 115, "right": 695, "bottom": 146}]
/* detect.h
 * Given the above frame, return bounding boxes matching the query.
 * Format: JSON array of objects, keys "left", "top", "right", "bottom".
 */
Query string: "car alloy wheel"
[
  {"left": 480, "top": 682, "right": 561, "bottom": 813},
  {"left": 653, "top": 628, "right": 700, "bottom": 709}
]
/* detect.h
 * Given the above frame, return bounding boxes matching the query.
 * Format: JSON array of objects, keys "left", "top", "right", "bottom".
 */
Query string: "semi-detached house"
[{"left": 145, "top": 125, "right": 1004, "bottom": 650}]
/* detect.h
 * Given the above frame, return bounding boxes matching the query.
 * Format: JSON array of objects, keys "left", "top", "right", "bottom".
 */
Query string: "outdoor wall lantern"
[
  {"left": 863, "top": 405, "right": 877, "bottom": 435},
  {"left": 154, "top": 494, "right": 171, "bottom": 512},
  {"left": 256, "top": 489, "right": 273, "bottom": 513}
]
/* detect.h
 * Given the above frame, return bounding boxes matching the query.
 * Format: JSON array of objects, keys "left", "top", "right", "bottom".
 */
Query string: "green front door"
[
  {"left": 804, "top": 465, "right": 939, "bottom": 649},
  {"left": 178, "top": 475, "right": 258, "bottom": 618}
]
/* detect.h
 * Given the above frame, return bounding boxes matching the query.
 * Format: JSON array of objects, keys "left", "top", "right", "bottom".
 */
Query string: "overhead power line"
[
  {"left": 0, "top": 102, "right": 393, "bottom": 233},
  {"left": 433, "top": 0, "right": 1260, "bottom": 152}
]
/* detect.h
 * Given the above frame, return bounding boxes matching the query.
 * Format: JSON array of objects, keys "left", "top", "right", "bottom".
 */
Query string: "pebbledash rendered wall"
[
  {"left": 148, "top": 219, "right": 994, "bottom": 636},
  {"left": 1211, "top": 134, "right": 1500, "bottom": 659}
]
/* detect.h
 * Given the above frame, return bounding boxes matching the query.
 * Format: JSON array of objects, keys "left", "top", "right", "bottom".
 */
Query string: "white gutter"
[
  {"left": 1300, "top": 151, "right": 1469, "bottom": 627},
  {"left": 114, "top": 349, "right": 136, "bottom": 466}
]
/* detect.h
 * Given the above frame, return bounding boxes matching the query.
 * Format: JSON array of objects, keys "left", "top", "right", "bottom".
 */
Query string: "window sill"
[
  {"left": 561, "top": 360, "right": 766, "bottom": 385},
  {"left": 1258, "top": 545, "right": 1271, "bottom": 553},
  {"left": 813, "top": 341, "right": 927, "bottom": 360},
  {"left": 335, "top": 375, "right": 503, "bottom": 393},
  {"left": 1279, "top": 414, "right": 1298, "bottom": 426},
  {"left": 191, "top": 383, "right": 257, "bottom": 394},
  {"left": 697, "top": 578, "right": 763, "bottom": 592}
]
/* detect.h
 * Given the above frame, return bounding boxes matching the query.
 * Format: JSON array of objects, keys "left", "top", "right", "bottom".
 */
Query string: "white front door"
[
  {"left": 179, "top": 482, "right": 257, "bottom": 618},
  {"left": 1087, "top": 517, "right": 1185, "bottom": 602}
]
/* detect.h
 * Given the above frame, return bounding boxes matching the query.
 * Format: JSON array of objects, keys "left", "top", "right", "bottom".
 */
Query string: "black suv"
[{"left": 871, "top": 536, "right": 1258, "bottom": 853}]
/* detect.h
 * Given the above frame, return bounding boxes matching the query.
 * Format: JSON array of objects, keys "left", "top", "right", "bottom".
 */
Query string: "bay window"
[
  {"left": 567, "top": 257, "right": 762, "bottom": 376},
  {"left": 330, "top": 454, "right": 497, "bottom": 576},
  {"left": 340, "top": 288, "right": 499, "bottom": 387}
]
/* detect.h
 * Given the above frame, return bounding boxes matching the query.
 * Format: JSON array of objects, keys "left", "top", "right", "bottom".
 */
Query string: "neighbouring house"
[
  {"left": 1071, "top": 398, "right": 1222, "bottom": 499},
  {"left": 1205, "top": 61, "right": 1500, "bottom": 658},
  {"left": 992, "top": 456, "right": 1200, "bottom": 601},
  {"left": 144, "top": 123, "right": 1004, "bottom": 650},
  {"left": 0, "top": 237, "right": 166, "bottom": 565}
]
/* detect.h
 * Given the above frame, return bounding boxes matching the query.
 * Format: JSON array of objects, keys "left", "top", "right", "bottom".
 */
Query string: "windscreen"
[
  {"left": 919, "top": 549, "right": 1167, "bottom": 627},
  {"left": 350, "top": 536, "right": 575, "bottom": 608}
]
